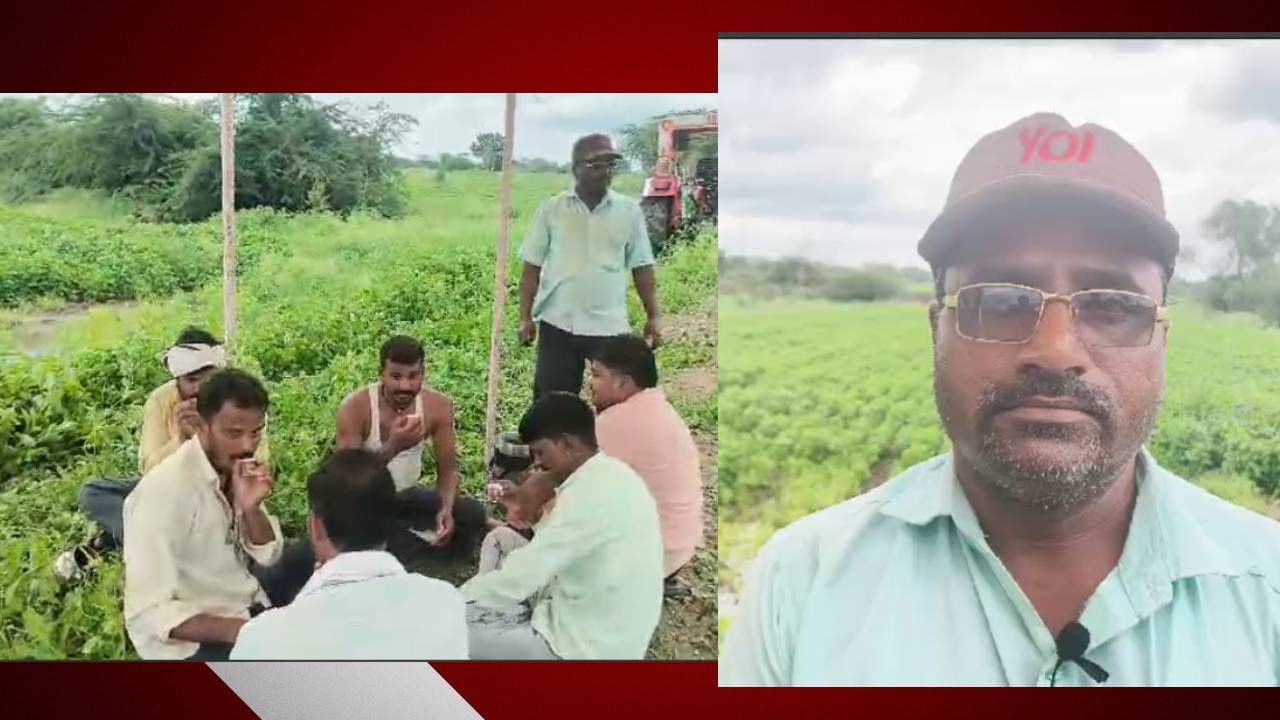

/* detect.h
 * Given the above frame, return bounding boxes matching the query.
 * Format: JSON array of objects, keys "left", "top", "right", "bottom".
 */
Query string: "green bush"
[
  {"left": 0, "top": 206, "right": 305, "bottom": 307},
  {"left": 0, "top": 94, "right": 415, "bottom": 223},
  {"left": 819, "top": 267, "right": 905, "bottom": 302}
]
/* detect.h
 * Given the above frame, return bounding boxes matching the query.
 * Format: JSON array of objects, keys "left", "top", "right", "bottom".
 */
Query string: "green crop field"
[
  {"left": 718, "top": 296, "right": 1280, "bottom": 629},
  {"left": 0, "top": 170, "right": 719, "bottom": 659}
]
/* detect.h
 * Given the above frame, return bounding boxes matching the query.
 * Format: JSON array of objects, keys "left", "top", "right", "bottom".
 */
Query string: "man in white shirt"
[
  {"left": 462, "top": 393, "right": 664, "bottom": 660},
  {"left": 232, "top": 449, "right": 469, "bottom": 659},
  {"left": 123, "top": 369, "right": 295, "bottom": 661}
]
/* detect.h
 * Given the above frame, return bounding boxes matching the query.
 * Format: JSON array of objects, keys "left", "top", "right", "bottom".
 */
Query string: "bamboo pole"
[
  {"left": 484, "top": 94, "right": 517, "bottom": 464},
  {"left": 219, "top": 93, "right": 238, "bottom": 354}
]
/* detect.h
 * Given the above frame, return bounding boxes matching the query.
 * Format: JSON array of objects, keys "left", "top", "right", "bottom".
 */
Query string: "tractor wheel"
[
  {"left": 695, "top": 156, "right": 718, "bottom": 220},
  {"left": 641, "top": 196, "right": 673, "bottom": 255}
]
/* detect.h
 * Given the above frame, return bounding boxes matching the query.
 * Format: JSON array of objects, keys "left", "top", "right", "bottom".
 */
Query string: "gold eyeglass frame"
[{"left": 941, "top": 282, "right": 1171, "bottom": 347}]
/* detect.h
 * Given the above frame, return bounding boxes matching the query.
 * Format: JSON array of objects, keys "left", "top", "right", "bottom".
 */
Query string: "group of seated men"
[{"left": 55, "top": 326, "right": 703, "bottom": 660}]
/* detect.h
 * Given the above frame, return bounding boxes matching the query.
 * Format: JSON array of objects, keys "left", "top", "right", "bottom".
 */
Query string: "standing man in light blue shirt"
[
  {"left": 720, "top": 113, "right": 1280, "bottom": 686},
  {"left": 518, "top": 134, "right": 661, "bottom": 399}
]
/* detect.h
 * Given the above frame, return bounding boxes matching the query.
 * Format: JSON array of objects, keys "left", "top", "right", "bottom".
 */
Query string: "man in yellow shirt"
[
  {"left": 55, "top": 327, "right": 269, "bottom": 583},
  {"left": 136, "top": 328, "right": 271, "bottom": 475}
]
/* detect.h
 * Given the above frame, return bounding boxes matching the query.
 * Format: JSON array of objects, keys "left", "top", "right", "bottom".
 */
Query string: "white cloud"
[{"left": 719, "top": 38, "right": 1280, "bottom": 279}]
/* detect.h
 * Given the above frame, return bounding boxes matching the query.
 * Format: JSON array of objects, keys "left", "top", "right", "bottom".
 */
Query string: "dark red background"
[
  {"left": 2, "top": 3, "right": 1279, "bottom": 90},
  {"left": 3, "top": 662, "right": 1276, "bottom": 717},
  {"left": 3, "top": 1, "right": 1280, "bottom": 716}
]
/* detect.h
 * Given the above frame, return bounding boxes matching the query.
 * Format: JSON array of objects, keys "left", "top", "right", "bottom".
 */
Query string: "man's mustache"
[{"left": 977, "top": 369, "right": 1114, "bottom": 422}]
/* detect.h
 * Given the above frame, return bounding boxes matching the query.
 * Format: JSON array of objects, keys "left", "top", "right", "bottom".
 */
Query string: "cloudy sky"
[
  {"left": 4, "top": 93, "right": 716, "bottom": 166},
  {"left": 719, "top": 39, "right": 1280, "bottom": 279}
]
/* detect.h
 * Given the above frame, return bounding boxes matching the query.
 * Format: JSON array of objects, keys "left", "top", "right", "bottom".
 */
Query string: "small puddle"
[{"left": 2, "top": 302, "right": 133, "bottom": 358}]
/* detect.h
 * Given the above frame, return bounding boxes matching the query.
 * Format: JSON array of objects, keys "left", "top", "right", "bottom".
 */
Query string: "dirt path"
[
  {"left": 669, "top": 367, "right": 716, "bottom": 401},
  {"left": 646, "top": 430, "right": 718, "bottom": 659},
  {"left": 646, "top": 298, "right": 718, "bottom": 659}
]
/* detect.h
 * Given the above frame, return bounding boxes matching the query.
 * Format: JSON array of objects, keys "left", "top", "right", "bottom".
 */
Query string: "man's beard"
[
  {"left": 206, "top": 446, "right": 254, "bottom": 478},
  {"left": 936, "top": 366, "right": 1161, "bottom": 514},
  {"left": 382, "top": 385, "right": 416, "bottom": 411}
]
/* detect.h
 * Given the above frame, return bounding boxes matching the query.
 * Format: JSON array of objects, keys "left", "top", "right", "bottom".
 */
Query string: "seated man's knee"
[
  {"left": 77, "top": 482, "right": 96, "bottom": 512},
  {"left": 483, "top": 525, "right": 525, "bottom": 549}
]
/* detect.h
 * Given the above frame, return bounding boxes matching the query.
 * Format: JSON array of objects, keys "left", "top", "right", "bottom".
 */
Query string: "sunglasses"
[
  {"left": 578, "top": 158, "right": 620, "bottom": 171},
  {"left": 941, "top": 283, "right": 1170, "bottom": 348}
]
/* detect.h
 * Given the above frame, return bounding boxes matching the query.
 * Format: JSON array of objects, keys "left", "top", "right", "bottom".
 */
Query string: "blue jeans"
[{"left": 78, "top": 477, "right": 139, "bottom": 548}]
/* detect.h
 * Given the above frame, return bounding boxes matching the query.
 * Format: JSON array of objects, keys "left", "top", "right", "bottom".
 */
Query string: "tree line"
[
  {"left": 440, "top": 105, "right": 718, "bottom": 176},
  {"left": 0, "top": 94, "right": 415, "bottom": 222},
  {"left": 0, "top": 95, "right": 717, "bottom": 223},
  {"left": 1185, "top": 199, "right": 1280, "bottom": 326},
  {"left": 719, "top": 253, "right": 934, "bottom": 303}
]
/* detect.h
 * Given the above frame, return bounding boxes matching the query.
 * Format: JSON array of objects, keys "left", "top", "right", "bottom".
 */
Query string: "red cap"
[{"left": 918, "top": 112, "right": 1179, "bottom": 272}]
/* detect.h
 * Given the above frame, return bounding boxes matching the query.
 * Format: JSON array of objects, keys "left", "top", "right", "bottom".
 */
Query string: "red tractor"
[{"left": 640, "top": 110, "right": 718, "bottom": 253}]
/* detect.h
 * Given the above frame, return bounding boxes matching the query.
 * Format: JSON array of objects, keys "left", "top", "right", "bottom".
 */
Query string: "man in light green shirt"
[
  {"left": 721, "top": 113, "right": 1280, "bottom": 686},
  {"left": 517, "top": 134, "right": 661, "bottom": 399},
  {"left": 462, "top": 393, "right": 664, "bottom": 659}
]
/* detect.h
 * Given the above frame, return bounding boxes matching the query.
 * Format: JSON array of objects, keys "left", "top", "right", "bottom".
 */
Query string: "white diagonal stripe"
[{"left": 208, "top": 662, "right": 482, "bottom": 720}]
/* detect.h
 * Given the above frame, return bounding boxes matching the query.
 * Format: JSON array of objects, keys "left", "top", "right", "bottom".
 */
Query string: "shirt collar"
[
  {"left": 296, "top": 550, "right": 407, "bottom": 601},
  {"left": 1122, "top": 453, "right": 1254, "bottom": 591},
  {"left": 600, "top": 387, "right": 665, "bottom": 416},
  {"left": 878, "top": 453, "right": 960, "bottom": 529},
  {"left": 878, "top": 447, "right": 1251, "bottom": 604},
  {"left": 634, "top": 386, "right": 664, "bottom": 402},
  {"left": 556, "top": 452, "right": 604, "bottom": 496},
  {"left": 190, "top": 436, "right": 223, "bottom": 489},
  {"left": 568, "top": 188, "right": 614, "bottom": 210}
]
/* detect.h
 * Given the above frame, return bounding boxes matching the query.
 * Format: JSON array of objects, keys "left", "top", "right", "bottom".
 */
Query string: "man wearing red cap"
[
  {"left": 721, "top": 113, "right": 1280, "bottom": 686},
  {"left": 518, "top": 133, "right": 662, "bottom": 399}
]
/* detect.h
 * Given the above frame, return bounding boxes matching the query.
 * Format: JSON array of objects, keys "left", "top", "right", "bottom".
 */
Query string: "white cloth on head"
[{"left": 164, "top": 343, "right": 226, "bottom": 378}]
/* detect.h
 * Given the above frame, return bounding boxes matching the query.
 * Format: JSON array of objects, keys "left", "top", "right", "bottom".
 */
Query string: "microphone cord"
[
  {"left": 1049, "top": 653, "right": 1109, "bottom": 686},
  {"left": 1049, "top": 658, "right": 1065, "bottom": 687}
]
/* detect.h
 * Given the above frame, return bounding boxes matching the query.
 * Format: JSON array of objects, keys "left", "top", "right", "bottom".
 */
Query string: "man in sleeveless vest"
[{"left": 336, "top": 336, "right": 488, "bottom": 564}]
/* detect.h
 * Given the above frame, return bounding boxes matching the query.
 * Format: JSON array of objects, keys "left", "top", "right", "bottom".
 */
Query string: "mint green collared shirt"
[
  {"left": 520, "top": 189, "right": 654, "bottom": 337},
  {"left": 720, "top": 451, "right": 1280, "bottom": 686},
  {"left": 461, "top": 452, "right": 664, "bottom": 659}
]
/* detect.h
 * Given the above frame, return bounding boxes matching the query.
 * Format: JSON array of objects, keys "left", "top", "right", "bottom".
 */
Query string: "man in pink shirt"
[{"left": 589, "top": 335, "right": 703, "bottom": 582}]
